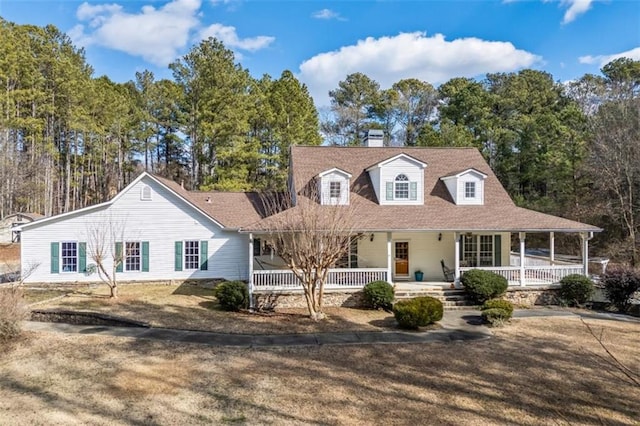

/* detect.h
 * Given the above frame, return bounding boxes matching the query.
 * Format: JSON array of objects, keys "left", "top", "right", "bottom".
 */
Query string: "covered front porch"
[{"left": 248, "top": 230, "right": 592, "bottom": 291}]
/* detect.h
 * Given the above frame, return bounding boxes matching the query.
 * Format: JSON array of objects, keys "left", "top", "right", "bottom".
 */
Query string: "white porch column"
[
  {"left": 549, "top": 232, "right": 555, "bottom": 265},
  {"left": 386, "top": 232, "right": 392, "bottom": 284},
  {"left": 519, "top": 232, "right": 526, "bottom": 287},
  {"left": 248, "top": 233, "right": 254, "bottom": 310},
  {"left": 454, "top": 232, "right": 461, "bottom": 285},
  {"left": 581, "top": 232, "right": 590, "bottom": 276}
]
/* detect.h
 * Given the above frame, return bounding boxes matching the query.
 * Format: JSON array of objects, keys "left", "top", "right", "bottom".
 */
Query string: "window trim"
[
  {"left": 461, "top": 234, "right": 496, "bottom": 267},
  {"left": 183, "top": 240, "right": 200, "bottom": 270},
  {"left": 329, "top": 181, "right": 341, "bottom": 199},
  {"left": 124, "top": 241, "right": 142, "bottom": 272},
  {"left": 394, "top": 174, "right": 410, "bottom": 200},
  {"left": 464, "top": 181, "right": 476, "bottom": 199},
  {"left": 60, "top": 241, "right": 78, "bottom": 273}
]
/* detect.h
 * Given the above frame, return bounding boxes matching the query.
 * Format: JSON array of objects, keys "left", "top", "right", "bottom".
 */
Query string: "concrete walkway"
[{"left": 23, "top": 310, "right": 492, "bottom": 348}]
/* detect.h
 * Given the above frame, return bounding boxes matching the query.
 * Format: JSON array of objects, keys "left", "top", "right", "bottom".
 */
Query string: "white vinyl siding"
[{"left": 21, "top": 177, "right": 249, "bottom": 283}]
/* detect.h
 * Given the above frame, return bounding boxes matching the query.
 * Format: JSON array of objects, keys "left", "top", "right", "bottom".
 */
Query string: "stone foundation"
[
  {"left": 503, "top": 287, "right": 561, "bottom": 307},
  {"left": 253, "top": 290, "right": 366, "bottom": 310}
]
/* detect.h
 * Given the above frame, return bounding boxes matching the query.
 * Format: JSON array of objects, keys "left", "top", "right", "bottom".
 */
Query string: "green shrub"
[
  {"left": 214, "top": 281, "right": 249, "bottom": 311},
  {"left": 558, "top": 274, "right": 595, "bottom": 307},
  {"left": 363, "top": 280, "right": 394, "bottom": 310},
  {"left": 481, "top": 308, "right": 512, "bottom": 327},
  {"left": 392, "top": 296, "right": 443, "bottom": 329},
  {"left": 602, "top": 266, "right": 640, "bottom": 312},
  {"left": 481, "top": 299, "right": 514, "bottom": 317},
  {"left": 0, "top": 286, "right": 26, "bottom": 342},
  {"left": 461, "top": 269, "right": 508, "bottom": 303}
]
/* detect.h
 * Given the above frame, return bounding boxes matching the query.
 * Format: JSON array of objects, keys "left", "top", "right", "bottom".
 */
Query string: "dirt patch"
[{"left": 0, "top": 316, "right": 638, "bottom": 425}]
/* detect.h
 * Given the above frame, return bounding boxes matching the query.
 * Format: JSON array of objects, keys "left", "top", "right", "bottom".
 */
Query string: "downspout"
[{"left": 248, "top": 233, "right": 254, "bottom": 310}]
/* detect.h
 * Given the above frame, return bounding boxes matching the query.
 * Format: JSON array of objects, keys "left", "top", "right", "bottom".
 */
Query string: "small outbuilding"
[{"left": 0, "top": 213, "right": 44, "bottom": 243}]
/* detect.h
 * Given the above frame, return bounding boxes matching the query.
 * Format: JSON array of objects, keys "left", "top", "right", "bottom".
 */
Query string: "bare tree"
[
  {"left": 260, "top": 184, "right": 358, "bottom": 320},
  {"left": 86, "top": 213, "right": 127, "bottom": 298}
]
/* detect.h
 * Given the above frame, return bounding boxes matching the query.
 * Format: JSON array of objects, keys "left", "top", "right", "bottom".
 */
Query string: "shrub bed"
[
  {"left": 363, "top": 281, "right": 394, "bottom": 311},
  {"left": 392, "top": 296, "right": 443, "bottom": 329},
  {"left": 601, "top": 266, "right": 640, "bottom": 313},
  {"left": 213, "top": 281, "right": 249, "bottom": 311},
  {"left": 558, "top": 274, "right": 594, "bottom": 307},
  {"left": 461, "top": 269, "right": 508, "bottom": 303}
]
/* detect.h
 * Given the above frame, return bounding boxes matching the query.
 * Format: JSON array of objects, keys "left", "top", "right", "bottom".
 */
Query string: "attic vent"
[{"left": 140, "top": 185, "right": 152, "bottom": 201}]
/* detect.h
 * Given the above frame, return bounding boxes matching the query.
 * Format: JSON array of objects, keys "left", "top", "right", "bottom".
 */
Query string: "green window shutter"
[
  {"left": 78, "top": 242, "right": 87, "bottom": 273},
  {"left": 410, "top": 182, "right": 417, "bottom": 200},
  {"left": 459, "top": 235, "right": 464, "bottom": 262},
  {"left": 115, "top": 242, "right": 123, "bottom": 273},
  {"left": 200, "top": 240, "right": 208, "bottom": 271},
  {"left": 385, "top": 182, "right": 393, "bottom": 200},
  {"left": 50, "top": 242, "right": 59, "bottom": 273},
  {"left": 494, "top": 235, "right": 502, "bottom": 267},
  {"left": 175, "top": 241, "right": 183, "bottom": 271},
  {"left": 142, "top": 241, "right": 149, "bottom": 272}
]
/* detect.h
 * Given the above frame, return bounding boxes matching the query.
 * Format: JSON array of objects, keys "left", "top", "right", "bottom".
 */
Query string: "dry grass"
[
  {"left": 0, "top": 243, "right": 20, "bottom": 263},
  {"left": 32, "top": 283, "right": 397, "bottom": 334},
  {"left": 0, "top": 316, "right": 638, "bottom": 425}
]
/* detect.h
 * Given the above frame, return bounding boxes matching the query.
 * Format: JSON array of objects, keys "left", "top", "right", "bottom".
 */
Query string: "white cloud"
[
  {"left": 71, "top": 0, "right": 202, "bottom": 66},
  {"left": 579, "top": 47, "right": 640, "bottom": 66},
  {"left": 298, "top": 32, "right": 542, "bottom": 106},
  {"left": 312, "top": 9, "right": 345, "bottom": 21},
  {"left": 561, "top": 0, "right": 593, "bottom": 24},
  {"left": 198, "top": 24, "right": 274, "bottom": 51}
]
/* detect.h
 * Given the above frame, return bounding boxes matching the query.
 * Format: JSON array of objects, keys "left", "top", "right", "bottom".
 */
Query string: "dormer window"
[
  {"left": 329, "top": 181, "right": 341, "bottom": 199},
  {"left": 394, "top": 174, "right": 410, "bottom": 199},
  {"left": 464, "top": 182, "right": 476, "bottom": 199},
  {"left": 318, "top": 168, "right": 351, "bottom": 205},
  {"left": 440, "top": 168, "right": 487, "bottom": 205}
]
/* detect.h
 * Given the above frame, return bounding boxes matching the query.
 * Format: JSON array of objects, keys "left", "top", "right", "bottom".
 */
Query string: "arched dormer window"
[{"left": 394, "top": 174, "right": 410, "bottom": 199}]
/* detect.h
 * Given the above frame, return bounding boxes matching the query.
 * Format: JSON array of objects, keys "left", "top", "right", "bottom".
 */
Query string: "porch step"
[{"left": 394, "top": 288, "right": 476, "bottom": 310}]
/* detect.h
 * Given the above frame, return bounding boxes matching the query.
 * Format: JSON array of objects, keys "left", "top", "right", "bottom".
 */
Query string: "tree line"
[{"left": 0, "top": 18, "right": 638, "bottom": 263}]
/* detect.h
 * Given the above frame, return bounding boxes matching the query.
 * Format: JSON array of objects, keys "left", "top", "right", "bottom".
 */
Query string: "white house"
[{"left": 20, "top": 136, "right": 601, "bottom": 292}]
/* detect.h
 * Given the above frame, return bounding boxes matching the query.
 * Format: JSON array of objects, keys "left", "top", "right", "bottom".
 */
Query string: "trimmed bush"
[
  {"left": 0, "top": 286, "right": 26, "bottom": 342},
  {"left": 481, "top": 299, "right": 514, "bottom": 317},
  {"left": 393, "top": 296, "right": 443, "bottom": 329},
  {"left": 363, "top": 280, "right": 394, "bottom": 310},
  {"left": 602, "top": 266, "right": 640, "bottom": 312},
  {"left": 558, "top": 274, "right": 595, "bottom": 307},
  {"left": 214, "top": 281, "right": 249, "bottom": 311},
  {"left": 481, "top": 308, "right": 511, "bottom": 327},
  {"left": 461, "top": 269, "right": 508, "bottom": 303}
]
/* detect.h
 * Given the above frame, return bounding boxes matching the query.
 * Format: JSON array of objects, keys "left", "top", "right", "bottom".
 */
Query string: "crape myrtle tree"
[{"left": 260, "top": 184, "right": 358, "bottom": 320}]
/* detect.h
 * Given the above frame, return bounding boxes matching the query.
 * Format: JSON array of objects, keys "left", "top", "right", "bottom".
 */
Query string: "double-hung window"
[
  {"left": 465, "top": 182, "right": 476, "bottom": 199},
  {"left": 125, "top": 242, "right": 141, "bottom": 272},
  {"left": 61, "top": 242, "right": 77, "bottom": 272},
  {"left": 184, "top": 240, "right": 200, "bottom": 270},
  {"left": 329, "top": 181, "right": 341, "bottom": 199},
  {"left": 394, "top": 174, "right": 410, "bottom": 199}
]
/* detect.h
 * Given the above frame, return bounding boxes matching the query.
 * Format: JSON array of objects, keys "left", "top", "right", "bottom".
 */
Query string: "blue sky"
[{"left": 1, "top": 0, "right": 638, "bottom": 106}]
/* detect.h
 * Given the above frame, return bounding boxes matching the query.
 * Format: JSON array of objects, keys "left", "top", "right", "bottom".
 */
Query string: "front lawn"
[
  {"left": 0, "top": 316, "right": 638, "bottom": 424},
  {"left": 28, "top": 283, "right": 397, "bottom": 334}
]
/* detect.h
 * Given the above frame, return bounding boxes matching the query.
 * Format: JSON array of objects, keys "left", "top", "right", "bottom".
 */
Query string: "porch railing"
[
  {"left": 252, "top": 268, "right": 388, "bottom": 291},
  {"left": 460, "top": 265, "right": 584, "bottom": 286}
]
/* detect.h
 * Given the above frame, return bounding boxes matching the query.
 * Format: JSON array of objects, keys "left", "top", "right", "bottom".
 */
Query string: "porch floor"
[{"left": 393, "top": 281, "right": 456, "bottom": 291}]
